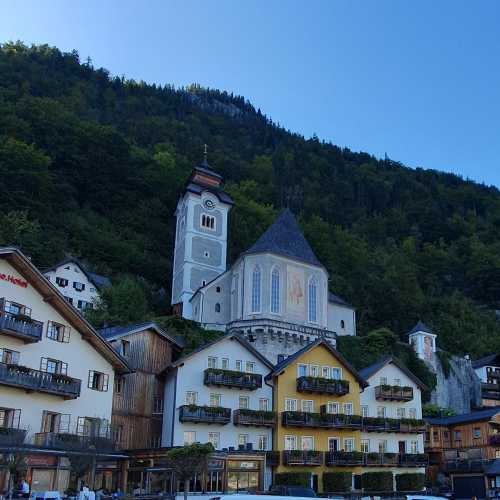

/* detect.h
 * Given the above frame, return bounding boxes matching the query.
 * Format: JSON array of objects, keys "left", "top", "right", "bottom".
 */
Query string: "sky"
[{"left": 2, "top": 0, "right": 500, "bottom": 186}]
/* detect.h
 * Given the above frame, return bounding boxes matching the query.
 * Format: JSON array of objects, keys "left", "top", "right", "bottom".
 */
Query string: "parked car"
[{"left": 269, "top": 486, "right": 317, "bottom": 497}]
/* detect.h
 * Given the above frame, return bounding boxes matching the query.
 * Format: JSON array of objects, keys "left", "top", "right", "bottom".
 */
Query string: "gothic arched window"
[
  {"left": 251, "top": 265, "right": 261, "bottom": 313},
  {"left": 215, "top": 303, "right": 221, "bottom": 313},
  {"left": 271, "top": 267, "right": 280, "bottom": 314},
  {"left": 308, "top": 278, "right": 317, "bottom": 323}
]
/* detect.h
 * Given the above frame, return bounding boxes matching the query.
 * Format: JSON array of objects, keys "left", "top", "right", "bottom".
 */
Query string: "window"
[
  {"left": 245, "top": 361, "right": 255, "bottom": 373},
  {"left": 301, "top": 436, "right": 314, "bottom": 451},
  {"left": 285, "top": 398, "right": 297, "bottom": 411},
  {"left": 310, "top": 365, "right": 319, "bottom": 377},
  {"left": 328, "top": 437, "right": 340, "bottom": 452},
  {"left": 394, "top": 378, "right": 401, "bottom": 386},
  {"left": 88, "top": 370, "right": 109, "bottom": 391},
  {"left": 41, "top": 357, "right": 67, "bottom": 375},
  {"left": 473, "top": 427, "right": 481, "bottom": 439},
  {"left": 377, "top": 407, "right": 386, "bottom": 418},
  {"left": 361, "top": 439, "right": 370, "bottom": 453},
  {"left": 235, "top": 360, "right": 243, "bottom": 371},
  {"left": 343, "top": 403, "right": 353, "bottom": 415},
  {"left": 0, "top": 408, "right": 20, "bottom": 429},
  {"left": 378, "top": 440, "right": 387, "bottom": 453},
  {"left": 208, "top": 432, "right": 220, "bottom": 449},
  {"left": 361, "top": 405, "right": 369, "bottom": 418},
  {"left": 259, "top": 399, "right": 269, "bottom": 411},
  {"left": 0, "top": 348, "right": 19, "bottom": 365},
  {"left": 271, "top": 267, "right": 280, "bottom": 313},
  {"left": 208, "top": 357, "right": 218, "bottom": 369},
  {"left": 221, "top": 358, "right": 229, "bottom": 370},
  {"left": 64, "top": 296, "right": 73, "bottom": 305},
  {"left": 120, "top": 340, "right": 130, "bottom": 356},
  {"left": 308, "top": 278, "right": 317, "bottom": 323},
  {"left": 410, "top": 440, "right": 418, "bottom": 454},
  {"left": 301, "top": 400, "right": 314, "bottom": 413},
  {"left": 73, "top": 281, "right": 85, "bottom": 292},
  {"left": 251, "top": 266, "right": 261, "bottom": 312},
  {"left": 409, "top": 408, "right": 417, "bottom": 419},
  {"left": 90, "top": 288, "right": 95, "bottom": 293},
  {"left": 397, "top": 408, "right": 406, "bottom": 419},
  {"left": 284, "top": 435, "right": 297, "bottom": 450},
  {"left": 340, "top": 320, "right": 345, "bottom": 329},
  {"left": 454, "top": 430, "right": 461, "bottom": 441},
  {"left": 56, "top": 277, "right": 68, "bottom": 287},
  {"left": 238, "top": 434, "right": 249, "bottom": 447},
  {"left": 277, "top": 354, "right": 286, "bottom": 363},
  {"left": 47, "top": 321, "right": 70, "bottom": 343},
  {"left": 344, "top": 438, "right": 355, "bottom": 452},
  {"left": 77, "top": 300, "right": 93, "bottom": 310},
  {"left": 215, "top": 303, "right": 221, "bottom": 313},
  {"left": 201, "top": 214, "right": 216, "bottom": 230},
  {"left": 433, "top": 430, "right": 439, "bottom": 441},
  {"left": 322, "top": 366, "right": 330, "bottom": 379},
  {"left": 331, "top": 367, "right": 341, "bottom": 380},
  {"left": 185, "top": 391, "right": 197, "bottom": 405},
  {"left": 153, "top": 397, "right": 163, "bottom": 414},
  {"left": 41, "top": 411, "right": 70, "bottom": 433},
  {"left": 114, "top": 376, "right": 125, "bottom": 394},
  {"left": 184, "top": 431, "right": 196, "bottom": 445},
  {"left": 239, "top": 396, "right": 249, "bottom": 409},
  {"left": 297, "top": 364, "right": 308, "bottom": 377},
  {"left": 326, "top": 402, "right": 340, "bottom": 414},
  {"left": 210, "top": 393, "right": 221, "bottom": 407},
  {"left": 257, "top": 435, "right": 268, "bottom": 451},
  {"left": 3, "top": 300, "right": 30, "bottom": 317},
  {"left": 380, "top": 376, "right": 387, "bottom": 385}
]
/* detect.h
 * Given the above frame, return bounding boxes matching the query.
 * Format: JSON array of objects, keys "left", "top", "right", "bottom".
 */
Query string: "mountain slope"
[{"left": 1, "top": 41, "right": 500, "bottom": 357}]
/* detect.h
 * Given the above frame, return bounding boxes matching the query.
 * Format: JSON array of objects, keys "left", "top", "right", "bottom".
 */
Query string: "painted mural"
[{"left": 287, "top": 265, "right": 305, "bottom": 314}]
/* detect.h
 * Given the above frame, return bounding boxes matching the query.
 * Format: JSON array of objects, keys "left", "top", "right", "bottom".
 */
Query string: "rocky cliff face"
[{"left": 426, "top": 352, "right": 481, "bottom": 414}]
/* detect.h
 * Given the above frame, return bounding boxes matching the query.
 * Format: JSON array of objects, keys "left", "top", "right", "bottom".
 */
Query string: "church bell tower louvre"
[{"left": 171, "top": 150, "right": 233, "bottom": 319}]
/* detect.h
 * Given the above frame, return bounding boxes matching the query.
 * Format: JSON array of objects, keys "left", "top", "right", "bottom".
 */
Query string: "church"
[{"left": 171, "top": 157, "right": 356, "bottom": 362}]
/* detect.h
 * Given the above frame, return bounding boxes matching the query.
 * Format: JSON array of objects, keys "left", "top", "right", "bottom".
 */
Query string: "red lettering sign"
[
  {"left": 0, "top": 273, "right": 28, "bottom": 288},
  {"left": 25, "top": 455, "right": 57, "bottom": 466}
]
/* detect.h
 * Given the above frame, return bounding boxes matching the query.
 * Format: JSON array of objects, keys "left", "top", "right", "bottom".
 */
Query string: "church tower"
[{"left": 171, "top": 155, "right": 233, "bottom": 319}]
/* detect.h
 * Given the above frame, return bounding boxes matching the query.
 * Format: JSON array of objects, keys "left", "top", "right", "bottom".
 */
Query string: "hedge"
[
  {"left": 396, "top": 473, "right": 425, "bottom": 491},
  {"left": 361, "top": 471, "right": 393, "bottom": 492},
  {"left": 323, "top": 472, "right": 352, "bottom": 492},
  {"left": 273, "top": 472, "right": 311, "bottom": 487}
]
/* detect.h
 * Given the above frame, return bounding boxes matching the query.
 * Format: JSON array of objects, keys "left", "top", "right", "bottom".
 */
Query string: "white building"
[
  {"left": 0, "top": 247, "right": 128, "bottom": 492},
  {"left": 171, "top": 158, "right": 356, "bottom": 362},
  {"left": 359, "top": 357, "right": 427, "bottom": 480},
  {"left": 407, "top": 321, "right": 437, "bottom": 362},
  {"left": 473, "top": 353, "right": 500, "bottom": 406},
  {"left": 43, "top": 258, "right": 110, "bottom": 311}
]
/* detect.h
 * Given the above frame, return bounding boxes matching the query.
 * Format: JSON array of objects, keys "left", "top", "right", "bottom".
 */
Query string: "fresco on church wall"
[
  {"left": 424, "top": 335, "right": 433, "bottom": 360},
  {"left": 287, "top": 265, "right": 305, "bottom": 314}
]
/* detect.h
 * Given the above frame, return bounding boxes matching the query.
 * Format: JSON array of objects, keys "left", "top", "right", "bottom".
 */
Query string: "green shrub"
[
  {"left": 361, "top": 471, "right": 393, "bottom": 492},
  {"left": 273, "top": 472, "right": 311, "bottom": 487},
  {"left": 323, "top": 472, "right": 352, "bottom": 492},
  {"left": 396, "top": 473, "right": 425, "bottom": 491}
]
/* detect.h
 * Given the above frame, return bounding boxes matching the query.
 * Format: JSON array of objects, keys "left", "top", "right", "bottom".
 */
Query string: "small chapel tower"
[
  {"left": 171, "top": 152, "right": 233, "bottom": 319},
  {"left": 407, "top": 320, "right": 437, "bottom": 361}
]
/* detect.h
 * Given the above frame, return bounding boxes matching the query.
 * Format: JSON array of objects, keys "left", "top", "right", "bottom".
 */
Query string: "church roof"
[
  {"left": 472, "top": 353, "right": 500, "bottom": 369},
  {"left": 407, "top": 320, "right": 434, "bottom": 337},
  {"left": 185, "top": 159, "right": 234, "bottom": 205},
  {"left": 244, "top": 209, "right": 322, "bottom": 267},
  {"left": 328, "top": 291, "right": 353, "bottom": 309}
]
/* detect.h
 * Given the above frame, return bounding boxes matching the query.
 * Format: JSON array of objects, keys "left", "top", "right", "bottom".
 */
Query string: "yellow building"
[{"left": 266, "top": 339, "right": 368, "bottom": 493}]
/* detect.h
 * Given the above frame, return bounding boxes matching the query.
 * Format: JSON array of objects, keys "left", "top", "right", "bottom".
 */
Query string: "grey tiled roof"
[
  {"left": 99, "top": 321, "right": 184, "bottom": 348},
  {"left": 425, "top": 407, "right": 500, "bottom": 426},
  {"left": 328, "top": 291, "right": 353, "bottom": 309},
  {"left": 407, "top": 320, "right": 433, "bottom": 336},
  {"left": 43, "top": 258, "right": 110, "bottom": 290},
  {"left": 244, "top": 209, "right": 322, "bottom": 267},
  {"left": 472, "top": 353, "right": 500, "bottom": 369}
]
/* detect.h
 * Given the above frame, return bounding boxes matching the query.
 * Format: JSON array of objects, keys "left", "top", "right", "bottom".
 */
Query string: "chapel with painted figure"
[{"left": 171, "top": 157, "right": 356, "bottom": 362}]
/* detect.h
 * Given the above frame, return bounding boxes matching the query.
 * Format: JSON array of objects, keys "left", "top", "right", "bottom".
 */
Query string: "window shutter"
[
  {"left": 102, "top": 374, "right": 109, "bottom": 392},
  {"left": 62, "top": 326, "right": 71, "bottom": 343},
  {"left": 76, "top": 416, "right": 85, "bottom": 435},
  {"left": 11, "top": 351, "right": 20, "bottom": 364},
  {"left": 41, "top": 411, "right": 49, "bottom": 432},
  {"left": 40, "top": 357, "right": 48, "bottom": 372},
  {"left": 61, "top": 362, "right": 68, "bottom": 375},
  {"left": 59, "top": 414, "right": 71, "bottom": 433},
  {"left": 12, "top": 409, "right": 21, "bottom": 429},
  {"left": 88, "top": 370, "right": 94, "bottom": 388}
]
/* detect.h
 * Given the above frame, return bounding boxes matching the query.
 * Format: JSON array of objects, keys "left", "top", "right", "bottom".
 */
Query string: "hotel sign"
[{"left": 0, "top": 273, "right": 28, "bottom": 288}]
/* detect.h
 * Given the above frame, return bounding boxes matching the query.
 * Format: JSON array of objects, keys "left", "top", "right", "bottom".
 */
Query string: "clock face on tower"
[{"left": 204, "top": 199, "right": 215, "bottom": 210}]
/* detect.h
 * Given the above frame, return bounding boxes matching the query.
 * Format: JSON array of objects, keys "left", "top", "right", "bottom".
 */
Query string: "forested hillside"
[{"left": 1, "top": 42, "right": 500, "bottom": 358}]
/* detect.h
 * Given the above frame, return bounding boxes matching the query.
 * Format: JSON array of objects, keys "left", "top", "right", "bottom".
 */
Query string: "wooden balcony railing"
[
  {"left": 0, "top": 427, "right": 27, "bottom": 446},
  {"left": 34, "top": 431, "right": 118, "bottom": 451},
  {"left": 204, "top": 368, "right": 262, "bottom": 390},
  {"left": 282, "top": 411, "right": 362, "bottom": 430},
  {"left": 233, "top": 409, "right": 276, "bottom": 427},
  {"left": 282, "top": 450, "right": 323, "bottom": 466},
  {"left": 325, "top": 451, "right": 364, "bottom": 466},
  {"left": 375, "top": 385, "right": 413, "bottom": 401},
  {"left": 364, "top": 452, "right": 399, "bottom": 466},
  {"left": 0, "top": 310, "right": 43, "bottom": 342},
  {"left": 362, "top": 417, "right": 425, "bottom": 433},
  {"left": 399, "top": 453, "right": 429, "bottom": 467},
  {"left": 325, "top": 452, "right": 428, "bottom": 467},
  {"left": 179, "top": 405, "right": 231, "bottom": 425},
  {"left": 443, "top": 458, "right": 492, "bottom": 472},
  {"left": 0, "top": 362, "right": 81, "bottom": 399},
  {"left": 296, "top": 376, "right": 349, "bottom": 396}
]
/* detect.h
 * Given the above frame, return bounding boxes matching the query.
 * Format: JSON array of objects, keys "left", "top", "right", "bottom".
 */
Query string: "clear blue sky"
[{"left": 2, "top": 0, "right": 500, "bottom": 186}]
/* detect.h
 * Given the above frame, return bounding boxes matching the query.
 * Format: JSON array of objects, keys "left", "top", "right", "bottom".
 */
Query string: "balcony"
[
  {"left": 0, "top": 362, "right": 81, "bottom": 399},
  {"left": 296, "top": 376, "right": 349, "bottom": 396},
  {"left": 362, "top": 417, "right": 425, "bottom": 433},
  {"left": 375, "top": 385, "right": 413, "bottom": 402},
  {"left": 282, "top": 450, "right": 323, "bottom": 466},
  {"left": 326, "top": 451, "right": 364, "bottom": 466},
  {"left": 0, "top": 427, "right": 27, "bottom": 446},
  {"left": 488, "top": 369, "right": 500, "bottom": 379},
  {"left": 178, "top": 405, "right": 231, "bottom": 425},
  {"left": 204, "top": 368, "right": 262, "bottom": 390},
  {"left": 399, "top": 453, "right": 429, "bottom": 467},
  {"left": 0, "top": 310, "right": 43, "bottom": 343},
  {"left": 266, "top": 451, "right": 280, "bottom": 467},
  {"left": 233, "top": 409, "right": 276, "bottom": 427},
  {"left": 364, "top": 452, "right": 399, "bottom": 466},
  {"left": 443, "top": 458, "right": 492, "bottom": 472},
  {"left": 282, "top": 411, "right": 362, "bottom": 430},
  {"left": 34, "top": 432, "right": 118, "bottom": 452}
]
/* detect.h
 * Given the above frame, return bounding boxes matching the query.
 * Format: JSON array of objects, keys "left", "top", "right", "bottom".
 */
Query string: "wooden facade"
[{"left": 108, "top": 326, "right": 180, "bottom": 450}]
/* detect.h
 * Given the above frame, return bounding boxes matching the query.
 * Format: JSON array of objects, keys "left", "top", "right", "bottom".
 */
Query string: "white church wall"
[
  {"left": 197, "top": 272, "right": 232, "bottom": 329},
  {"left": 327, "top": 302, "right": 356, "bottom": 336}
]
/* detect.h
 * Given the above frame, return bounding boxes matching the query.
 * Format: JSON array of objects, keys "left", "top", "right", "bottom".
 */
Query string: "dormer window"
[{"left": 201, "top": 214, "right": 216, "bottom": 230}]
